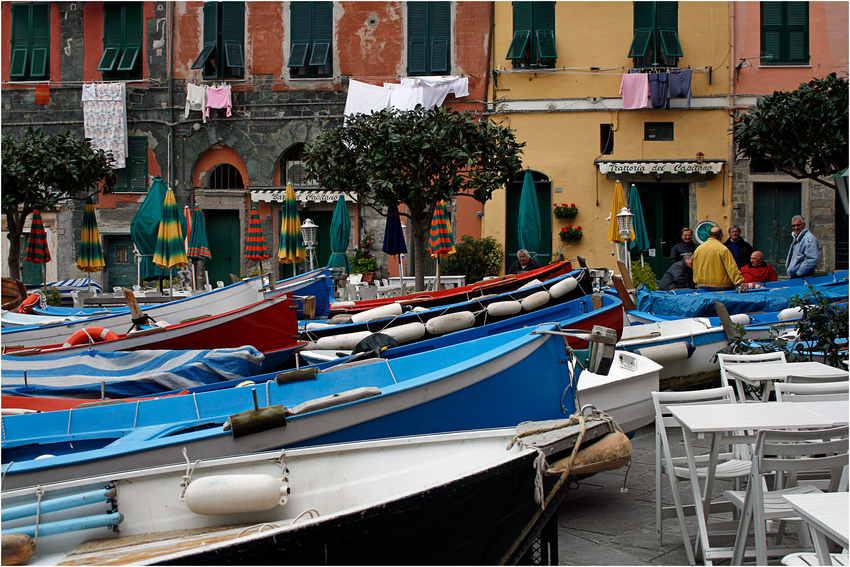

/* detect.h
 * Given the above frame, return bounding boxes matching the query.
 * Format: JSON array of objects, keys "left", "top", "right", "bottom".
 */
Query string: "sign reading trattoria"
[
  {"left": 595, "top": 161, "right": 724, "bottom": 175},
  {"left": 251, "top": 190, "right": 356, "bottom": 203}
]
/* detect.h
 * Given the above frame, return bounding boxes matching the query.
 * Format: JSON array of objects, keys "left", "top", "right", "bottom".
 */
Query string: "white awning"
[
  {"left": 251, "top": 189, "right": 356, "bottom": 204},
  {"left": 596, "top": 160, "right": 725, "bottom": 175}
]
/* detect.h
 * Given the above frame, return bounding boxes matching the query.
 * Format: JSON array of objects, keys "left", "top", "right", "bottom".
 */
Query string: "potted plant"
[
  {"left": 554, "top": 202, "right": 578, "bottom": 219},
  {"left": 559, "top": 224, "right": 583, "bottom": 242},
  {"left": 350, "top": 247, "right": 378, "bottom": 282}
]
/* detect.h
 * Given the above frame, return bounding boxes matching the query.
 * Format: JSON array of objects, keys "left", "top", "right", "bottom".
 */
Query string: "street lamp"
[
  {"left": 696, "top": 152, "right": 705, "bottom": 164},
  {"left": 301, "top": 218, "right": 318, "bottom": 271},
  {"left": 616, "top": 206, "right": 634, "bottom": 276}
]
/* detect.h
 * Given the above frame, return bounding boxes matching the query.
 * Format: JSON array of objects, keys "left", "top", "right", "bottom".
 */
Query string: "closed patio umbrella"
[
  {"left": 607, "top": 180, "right": 634, "bottom": 264},
  {"left": 382, "top": 204, "right": 407, "bottom": 283},
  {"left": 77, "top": 197, "right": 106, "bottom": 292},
  {"left": 187, "top": 205, "right": 212, "bottom": 289},
  {"left": 279, "top": 183, "right": 306, "bottom": 266},
  {"left": 327, "top": 195, "right": 351, "bottom": 273},
  {"left": 245, "top": 208, "right": 270, "bottom": 274},
  {"left": 152, "top": 187, "right": 188, "bottom": 289},
  {"left": 24, "top": 210, "right": 50, "bottom": 290},
  {"left": 131, "top": 177, "right": 187, "bottom": 282},
  {"left": 517, "top": 169, "right": 541, "bottom": 257},
  {"left": 628, "top": 184, "right": 651, "bottom": 265},
  {"left": 428, "top": 200, "right": 455, "bottom": 290}
]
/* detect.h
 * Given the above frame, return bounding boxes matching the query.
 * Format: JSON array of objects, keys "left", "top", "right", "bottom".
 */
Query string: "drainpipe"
[
  {"left": 167, "top": 1, "right": 175, "bottom": 192},
  {"left": 727, "top": 1, "right": 735, "bottom": 209}
]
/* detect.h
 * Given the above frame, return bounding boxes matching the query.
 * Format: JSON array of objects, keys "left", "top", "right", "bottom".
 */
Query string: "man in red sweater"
[{"left": 740, "top": 250, "right": 777, "bottom": 288}]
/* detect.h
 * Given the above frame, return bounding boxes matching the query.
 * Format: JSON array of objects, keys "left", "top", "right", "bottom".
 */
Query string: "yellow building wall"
[{"left": 487, "top": 1, "right": 734, "bottom": 274}]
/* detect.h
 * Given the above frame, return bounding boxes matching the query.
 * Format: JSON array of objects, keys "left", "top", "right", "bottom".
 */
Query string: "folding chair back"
[
  {"left": 776, "top": 381, "right": 850, "bottom": 402},
  {"left": 786, "top": 373, "right": 850, "bottom": 384},
  {"left": 718, "top": 352, "right": 787, "bottom": 402}
]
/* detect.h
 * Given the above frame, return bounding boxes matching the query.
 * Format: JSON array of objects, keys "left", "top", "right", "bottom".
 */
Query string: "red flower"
[
  {"left": 570, "top": 203, "right": 576, "bottom": 208},
  {"left": 577, "top": 226, "right": 582, "bottom": 230},
  {"left": 567, "top": 224, "right": 573, "bottom": 228}
]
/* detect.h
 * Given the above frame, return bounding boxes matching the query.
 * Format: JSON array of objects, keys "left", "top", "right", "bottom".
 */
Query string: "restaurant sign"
[
  {"left": 596, "top": 161, "right": 724, "bottom": 175},
  {"left": 251, "top": 189, "right": 356, "bottom": 204}
]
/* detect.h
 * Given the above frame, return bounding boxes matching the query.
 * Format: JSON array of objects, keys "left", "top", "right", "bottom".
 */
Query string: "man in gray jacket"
[{"left": 785, "top": 215, "right": 819, "bottom": 278}]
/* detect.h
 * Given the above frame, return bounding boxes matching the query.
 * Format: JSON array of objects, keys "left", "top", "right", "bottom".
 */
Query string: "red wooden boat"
[
  {"left": 330, "top": 260, "right": 573, "bottom": 315},
  {"left": 2, "top": 293, "right": 300, "bottom": 358}
]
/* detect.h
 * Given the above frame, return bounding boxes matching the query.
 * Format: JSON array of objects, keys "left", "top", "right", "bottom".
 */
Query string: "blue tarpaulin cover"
[
  {"left": 2, "top": 346, "right": 264, "bottom": 398},
  {"left": 636, "top": 281, "right": 848, "bottom": 317}
]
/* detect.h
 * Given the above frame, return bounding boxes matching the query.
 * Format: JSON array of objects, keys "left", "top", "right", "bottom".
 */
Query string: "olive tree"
[
  {"left": 303, "top": 106, "right": 524, "bottom": 289},
  {"left": 734, "top": 73, "right": 848, "bottom": 189},
  {"left": 2, "top": 127, "right": 117, "bottom": 280}
]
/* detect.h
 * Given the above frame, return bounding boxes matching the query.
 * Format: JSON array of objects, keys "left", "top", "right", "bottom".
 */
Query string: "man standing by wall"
[
  {"left": 786, "top": 216, "right": 820, "bottom": 278},
  {"left": 669, "top": 228, "right": 698, "bottom": 266},
  {"left": 723, "top": 225, "right": 753, "bottom": 269},
  {"left": 693, "top": 227, "right": 744, "bottom": 291}
]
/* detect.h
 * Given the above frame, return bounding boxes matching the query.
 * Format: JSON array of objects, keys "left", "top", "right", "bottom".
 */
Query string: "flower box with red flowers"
[
  {"left": 560, "top": 225, "right": 583, "bottom": 241},
  {"left": 553, "top": 203, "right": 578, "bottom": 219}
]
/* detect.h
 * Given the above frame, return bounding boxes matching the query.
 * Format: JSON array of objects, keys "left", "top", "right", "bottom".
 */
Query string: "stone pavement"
[{"left": 555, "top": 423, "right": 733, "bottom": 566}]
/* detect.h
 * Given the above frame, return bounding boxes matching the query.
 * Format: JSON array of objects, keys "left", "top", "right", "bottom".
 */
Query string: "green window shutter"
[
  {"left": 98, "top": 4, "right": 123, "bottom": 71},
  {"left": 289, "top": 2, "right": 311, "bottom": 68},
  {"left": 126, "top": 137, "right": 149, "bottom": 192},
  {"left": 760, "top": 2, "right": 783, "bottom": 62},
  {"left": 429, "top": 2, "right": 450, "bottom": 74},
  {"left": 628, "top": 29, "right": 652, "bottom": 57},
  {"left": 97, "top": 47, "right": 120, "bottom": 71},
  {"left": 659, "top": 29, "right": 682, "bottom": 57},
  {"left": 221, "top": 1, "right": 244, "bottom": 68},
  {"left": 116, "top": 45, "right": 140, "bottom": 70},
  {"left": 536, "top": 31, "right": 557, "bottom": 59},
  {"left": 633, "top": 2, "right": 654, "bottom": 31},
  {"left": 309, "top": 2, "right": 332, "bottom": 67},
  {"left": 191, "top": 2, "right": 218, "bottom": 69},
  {"left": 656, "top": 2, "right": 677, "bottom": 29},
  {"left": 785, "top": 2, "right": 809, "bottom": 64},
  {"left": 10, "top": 4, "right": 30, "bottom": 78},
  {"left": 29, "top": 3, "right": 49, "bottom": 77},
  {"left": 506, "top": 31, "right": 530, "bottom": 60},
  {"left": 507, "top": 2, "right": 531, "bottom": 59},
  {"left": 408, "top": 2, "right": 428, "bottom": 74}
]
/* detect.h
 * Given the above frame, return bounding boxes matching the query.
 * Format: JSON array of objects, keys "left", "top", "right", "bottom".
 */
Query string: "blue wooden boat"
[{"left": 1, "top": 322, "right": 593, "bottom": 490}]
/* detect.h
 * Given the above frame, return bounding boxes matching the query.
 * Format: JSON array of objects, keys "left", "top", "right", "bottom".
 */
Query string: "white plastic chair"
[
  {"left": 725, "top": 425, "right": 849, "bottom": 566},
  {"left": 358, "top": 284, "right": 378, "bottom": 300},
  {"left": 787, "top": 373, "right": 850, "bottom": 384},
  {"left": 653, "top": 386, "right": 752, "bottom": 565},
  {"left": 718, "top": 352, "right": 787, "bottom": 402},
  {"left": 776, "top": 381, "right": 850, "bottom": 402}
]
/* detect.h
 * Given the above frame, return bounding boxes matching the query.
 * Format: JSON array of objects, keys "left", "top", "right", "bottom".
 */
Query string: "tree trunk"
[
  {"left": 407, "top": 207, "right": 430, "bottom": 292},
  {"left": 5, "top": 209, "right": 28, "bottom": 282}
]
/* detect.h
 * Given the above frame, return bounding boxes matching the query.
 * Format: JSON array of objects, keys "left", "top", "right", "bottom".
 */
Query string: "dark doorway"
[
  {"left": 205, "top": 210, "right": 241, "bottom": 285},
  {"left": 753, "top": 182, "right": 801, "bottom": 277},
  {"left": 505, "top": 171, "right": 553, "bottom": 268},
  {"left": 105, "top": 235, "right": 137, "bottom": 289},
  {"left": 836, "top": 190, "right": 848, "bottom": 271},
  {"left": 631, "top": 182, "right": 689, "bottom": 278}
]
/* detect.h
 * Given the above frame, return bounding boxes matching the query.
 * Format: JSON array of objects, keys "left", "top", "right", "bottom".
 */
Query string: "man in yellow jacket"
[{"left": 693, "top": 227, "right": 745, "bottom": 291}]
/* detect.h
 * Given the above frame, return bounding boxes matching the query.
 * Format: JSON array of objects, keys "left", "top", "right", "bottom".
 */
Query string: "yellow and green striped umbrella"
[
  {"left": 77, "top": 198, "right": 105, "bottom": 274},
  {"left": 152, "top": 188, "right": 188, "bottom": 270},
  {"left": 279, "top": 183, "right": 306, "bottom": 264}
]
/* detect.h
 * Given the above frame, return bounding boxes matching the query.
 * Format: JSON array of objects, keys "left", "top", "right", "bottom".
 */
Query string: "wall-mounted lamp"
[{"left": 696, "top": 152, "right": 705, "bottom": 164}]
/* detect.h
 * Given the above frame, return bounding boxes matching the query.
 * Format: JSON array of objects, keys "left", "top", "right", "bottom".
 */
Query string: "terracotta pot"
[{"left": 359, "top": 272, "right": 375, "bottom": 283}]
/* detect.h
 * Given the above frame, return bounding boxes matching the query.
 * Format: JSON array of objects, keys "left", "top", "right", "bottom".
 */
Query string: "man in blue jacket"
[{"left": 785, "top": 215, "right": 819, "bottom": 278}]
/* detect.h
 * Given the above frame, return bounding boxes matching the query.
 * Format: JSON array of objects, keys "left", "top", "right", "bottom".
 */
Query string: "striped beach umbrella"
[
  {"left": 245, "top": 208, "right": 270, "bottom": 272},
  {"left": 428, "top": 200, "right": 454, "bottom": 289},
  {"left": 24, "top": 210, "right": 50, "bottom": 289},
  {"left": 77, "top": 198, "right": 105, "bottom": 291},
  {"left": 152, "top": 187, "right": 188, "bottom": 272},
  {"left": 131, "top": 177, "right": 187, "bottom": 281},
  {"left": 279, "top": 183, "right": 306, "bottom": 265},
  {"left": 187, "top": 205, "right": 211, "bottom": 260}
]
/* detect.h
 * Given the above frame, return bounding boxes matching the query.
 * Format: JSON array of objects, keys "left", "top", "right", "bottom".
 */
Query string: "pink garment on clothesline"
[
  {"left": 206, "top": 85, "right": 232, "bottom": 117},
  {"left": 619, "top": 74, "right": 650, "bottom": 110}
]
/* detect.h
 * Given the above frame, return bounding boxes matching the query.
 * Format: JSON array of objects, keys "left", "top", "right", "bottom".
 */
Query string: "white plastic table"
[
  {"left": 668, "top": 402, "right": 838, "bottom": 565},
  {"left": 724, "top": 361, "right": 849, "bottom": 402},
  {"left": 783, "top": 493, "right": 849, "bottom": 566}
]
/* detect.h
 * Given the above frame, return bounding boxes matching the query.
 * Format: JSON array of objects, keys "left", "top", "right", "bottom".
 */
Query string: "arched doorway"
[{"left": 203, "top": 162, "right": 245, "bottom": 285}]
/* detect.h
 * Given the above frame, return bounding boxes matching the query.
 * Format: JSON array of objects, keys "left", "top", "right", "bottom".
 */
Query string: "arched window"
[
  {"left": 207, "top": 163, "right": 244, "bottom": 189},
  {"left": 280, "top": 144, "right": 318, "bottom": 187}
]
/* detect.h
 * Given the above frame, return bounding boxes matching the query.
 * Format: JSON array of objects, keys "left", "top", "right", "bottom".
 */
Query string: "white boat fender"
[
  {"left": 425, "top": 312, "right": 476, "bottom": 335},
  {"left": 778, "top": 307, "right": 803, "bottom": 321},
  {"left": 486, "top": 301, "right": 523, "bottom": 317},
  {"left": 350, "top": 303, "right": 403, "bottom": 324},
  {"left": 183, "top": 474, "right": 289, "bottom": 515},
  {"left": 521, "top": 291, "right": 550, "bottom": 311},
  {"left": 636, "top": 342, "right": 695, "bottom": 365},
  {"left": 330, "top": 301, "right": 356, "bottom": 308},
  {"left": 548, "top": 276, "right": 578, "bottom": 299},
  {"left": 729, "top": 313, "right": 751, "bottom": 326},
  {"left": 305, "top": 322, "right": 335, "bottom": 330},
  {"left": 412, "top": 306, "right": 429, "bottom": 312},
  {"left": 316, "top": 331, "right": 373, "bottom": 350},
  {"left": 518, "top": 278, "right": 543, "bottom": 290},
  {"left": 383, "top": 322, "right": 427, "bottom": 344}
]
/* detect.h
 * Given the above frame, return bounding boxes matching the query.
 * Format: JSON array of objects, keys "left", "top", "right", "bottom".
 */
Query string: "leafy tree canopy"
[
  {"left": 303, "top": 105, "right": 524, "bottom": 288},
  {"left": 2, "top": 127, "right": 117, "bottom": 280},
  {"left": 733, "top": 73, "right": 848, "bottom": 189}
]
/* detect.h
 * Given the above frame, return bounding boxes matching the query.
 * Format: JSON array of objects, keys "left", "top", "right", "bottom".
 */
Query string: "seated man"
[
  {"left": 508, "top": 249, "right": 542, "bottom": 274},
  {"left": 658, "top": 252, "right": 695, "bottom": 291},
  {"left": 740, "top": 251, "right": 777, "bottom": 288}
]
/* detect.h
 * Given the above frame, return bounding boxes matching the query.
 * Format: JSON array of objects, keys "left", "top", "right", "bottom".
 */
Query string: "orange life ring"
[
  {"left": 63, "top": 326, "right": 119, "bottom": 348},
  {"left": 16, "top": 294, "right": 40, "bottom": 314}
]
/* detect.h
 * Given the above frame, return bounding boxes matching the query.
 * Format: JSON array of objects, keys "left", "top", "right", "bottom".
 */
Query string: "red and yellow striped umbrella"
[
  {"left": 77, "top": 198, "right": 105, "bottom": 274},
  {"left": 25, "top": 210, "right": 51, "bottom": 265},
  {"left": 279, "top": 184, "right": 306, "bottom": 264},
  {"left": 245, "top": 208, "right": 270, "bottom": 265},
  {"left": 152, "top": 188, "right": 188, "bottom": 270},
  {"left": 428, "top": 200, "right": 454, "bottom": 289}
]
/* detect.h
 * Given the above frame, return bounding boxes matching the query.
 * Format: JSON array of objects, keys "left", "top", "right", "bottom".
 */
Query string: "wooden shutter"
[
  {"left": 785, "top": 2, "right": 809, "bottom": 64},
  {"left": 506, "top": 2, "right": 532, "bottom": 60},
  {"left": 222, "top": 1, "right": 244, "bottom": 68},
  {"left": 760, "top": 2, "right": 783, "bottom": 63},
  {"left": 117, "top": 3, "right": 142, "bottom": 72},
  {"left": 533, "top": 2, "right": 557, "bottom": 60},
  {"left": 98, "top": 3, "right": 124, "bottom": 71},
  {"left": 656, "top": 2, "right": 681, "bottom": 57},
  {"left": 629, "top": 2, "right": 654, "bottom": 58},
  {"left": 191, "top": 2, "right": 218, "bottom": 69},
  {"left": 10, "top": 4, "right": 30, "bottom": 77},
  {"left": 429, "top": 2, "right": 450, "bottom": 74},
  {"left": 127, "top": 137, "right": 149, "bottom": 193},
  {"left": 289, "top": 2, "right": 311, "bottom": 67},
  {"left": 407, "top": 2, "right": 428, "bottom": 74},
  {"left": 29, "top": 3, "right": 49, "bottom": 77},
  {"left": 309, "top": 2, "right": 332, "bottom": 67}
]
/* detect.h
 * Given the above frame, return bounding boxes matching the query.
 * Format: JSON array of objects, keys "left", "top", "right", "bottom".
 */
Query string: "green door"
[
  {"left": 630, "top": 183, "right": 689, "bottom": 280},
  {"left": 279, "top": 210, "right": 334, "bottom": 279},
  {"left": 206, "top": 210, "right": 241, "bottom": 285},
  {"left": 20, "top": 235, "right": 44, "bottom": 285},
  {"left": 505, "top": 172, "right": 552, "bottom": 268},
  {"left": 105, "top": 235, "right": 137, "bottom": 289},
  {"left": 753, "top": 182, "right": 801, "bottom": 276}
]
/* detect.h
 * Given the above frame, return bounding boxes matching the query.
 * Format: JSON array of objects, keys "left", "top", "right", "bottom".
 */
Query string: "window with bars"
[
  {"left": 10, "top": 3, "right": 50, "bottom": 80},
  {"left": 97, "top": 2, "right": 143, "bottom": 80},
  {"left": 116, "top": 246, "right": 129, "bottom": 264},
  {"left": 505, "top": 2, "right": 557, "bottom": 69},
  {"left": 760, "top": 2, "right": 809, "bottom": 65},
  {"left": 407, "top": 2, "right": 450, "bottom": 76},
  {"left": 289, "top": 2, "right": 333, "bottom": 79},
  {"left": 190, "top": 1, "right": 245, "bottom": 80},
  {"left": 628, "top": 1, "right": 682, "bottom": 69},
  {"left": 114, "top": 136, "right": 148, "bottom": 193}
]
